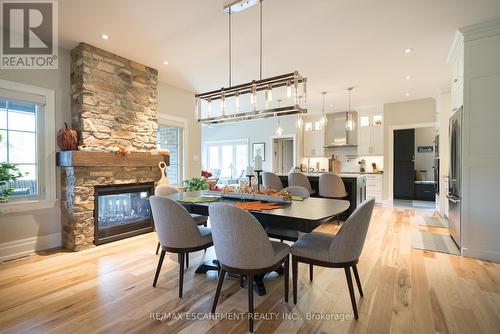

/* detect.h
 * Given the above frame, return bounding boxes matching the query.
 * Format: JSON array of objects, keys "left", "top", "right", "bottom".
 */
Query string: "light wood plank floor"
[{"left": 1, "top": 205, "right": 499, "bottom": 334}]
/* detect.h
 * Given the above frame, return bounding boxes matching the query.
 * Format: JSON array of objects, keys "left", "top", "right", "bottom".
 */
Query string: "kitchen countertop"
[{"left": 277, "top": 171, "right": 382, "bottom": 178}]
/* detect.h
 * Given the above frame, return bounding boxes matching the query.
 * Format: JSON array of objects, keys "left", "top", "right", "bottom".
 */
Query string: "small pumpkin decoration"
[{"left": 57, "top": 122, "right": 78, "bottom": 151}]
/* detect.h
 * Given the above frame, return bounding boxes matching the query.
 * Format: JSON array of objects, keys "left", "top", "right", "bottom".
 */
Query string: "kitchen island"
[{"left": 277, "top": 173, "right": 367, "bottom": 220}]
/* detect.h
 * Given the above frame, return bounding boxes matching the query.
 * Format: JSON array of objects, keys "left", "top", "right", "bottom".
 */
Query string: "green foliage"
[
  {"left": 183, "top": 177, "right": 208, "bottom": 192},
  {"left": 0, "top": 134, "right": 22, "bottom": 203}
]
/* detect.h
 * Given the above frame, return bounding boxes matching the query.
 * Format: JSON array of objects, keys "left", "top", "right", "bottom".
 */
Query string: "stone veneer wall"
[
  {"left": 61, "top": 44, "right": 162, "bottom": 251},
  {"left": 70, "top": 43, "right": 158, "bottom": 151}
]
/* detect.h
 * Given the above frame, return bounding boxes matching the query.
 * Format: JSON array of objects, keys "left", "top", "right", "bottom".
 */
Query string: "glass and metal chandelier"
[{"left": 195, "top": 0, "right": 308, "bottom": 125}]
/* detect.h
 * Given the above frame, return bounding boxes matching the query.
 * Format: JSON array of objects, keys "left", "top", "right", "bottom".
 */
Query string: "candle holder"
[
  {"left": 254, "top": 170, "right": 263, "bottom": 190},
  {"left": 246, "top": 174, "right": 255, "bottom": 190}
]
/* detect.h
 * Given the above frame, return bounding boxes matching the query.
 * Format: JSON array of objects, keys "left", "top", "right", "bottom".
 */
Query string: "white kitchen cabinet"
[
  {"left": 303, "top": 116, "right": 324, "bottom": 157},
  {"left": 365, "top": 174, "right": 383, "bottom": 203},
  {"left": 357, "top": 112, "right": 383, "bottom": 155}
]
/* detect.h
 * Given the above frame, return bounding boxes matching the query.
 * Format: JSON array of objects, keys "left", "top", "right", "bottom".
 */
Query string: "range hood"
[{"left": 323, "top": 112, "right": 358, "bottom": 147}]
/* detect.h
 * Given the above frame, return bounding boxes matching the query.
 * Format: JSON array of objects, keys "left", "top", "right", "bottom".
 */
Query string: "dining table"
[{"left": 164, "top": 191, "right": 350, "bottom": 295}]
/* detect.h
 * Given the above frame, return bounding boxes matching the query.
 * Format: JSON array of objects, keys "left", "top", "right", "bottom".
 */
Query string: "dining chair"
[
  {"left": 318, "top": 173, "right": 348, "bottom": 224},
  {"left": 154, "top": 184, "right": 208, "bottom": 257},
  {"left": 319, "top": 173, "right": 348, "bottom": 198},
  {"left": 209, "top": 203, "right": 290, "bottom": 332},
  {"left": 288, "top": 172, "right": 315, "bottom": 195},
  {"left": 282, "top": 186, "right": 311, "bottom": 198},
  {"left": 262, "top": 172, "right": 284, "bottom": 191},
  {"left": 150, "top": 196, "right": 213, "bottom": 298},
  {"left": 291, "top": 198, "right": 375, "bottom": 319}
]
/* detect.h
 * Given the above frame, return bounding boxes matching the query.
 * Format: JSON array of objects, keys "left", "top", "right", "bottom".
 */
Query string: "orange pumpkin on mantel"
[{"left": 57, "top": 123, "right": 78, "bottom": 151}]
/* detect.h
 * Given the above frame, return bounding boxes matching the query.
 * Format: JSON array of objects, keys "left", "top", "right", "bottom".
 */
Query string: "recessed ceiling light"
[
  {"left": 405, "top": 92, "right": 411, "bottom": 97},
  {"left": 330, "top": 104, "right": 334, "bottom": 108},
  {"left": 405, "top": 75, "right": 412, "bottom": 80},
  {"left": 163, "top": 60, "right": 169, "bottom": 65},
  {"left": 404, "top": 48, "right": 413, "bottom": 54},
  {"left": 100, "top": 34, "right": 109, "bottom": 40}
]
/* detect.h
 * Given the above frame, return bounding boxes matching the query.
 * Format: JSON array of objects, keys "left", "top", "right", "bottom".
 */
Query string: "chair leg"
[
  {"left": 240, "top": 274, "right": 245, "bottom": 287},
  {"left": 309, "top": 264, "right": 313, "bottom": 282},
  {"left": 248, "top": 274, "right": 254, "bottom": 333},
  {"left": 211, "top": 268, "right": 226, "bottom": 314},
  {"left": 185, "top": 253, "right": 189, "bottom": 268},
  {"left": 178, "top": 253, "right": 185, "bottom": 298},
  {"left": 344, "top": 267, "right": 358, "bottom": 319},
  {"left": 155, "top": 242, "right": 160, "bottom": 255},
  {"left": 284, "top": 256, "right": 289, "bottom": 302},
  {"left": 292, "top": 256, "right": 298, "bottom": 304},
  {"left": 352, "top": 265, "right": 363, "bottom": 297},
  {"left": 153, "top": 249, "right": 166, "bottom": 287}
]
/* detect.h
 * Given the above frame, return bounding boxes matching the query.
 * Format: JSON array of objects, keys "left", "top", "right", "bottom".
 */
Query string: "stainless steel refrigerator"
[{"left": 448, "top": 107, "right": 462, "bottom": 248}]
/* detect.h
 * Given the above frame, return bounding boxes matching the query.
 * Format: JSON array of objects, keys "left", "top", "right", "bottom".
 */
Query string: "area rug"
[
  {"left": 411, "top": 231, "right": 460, "bottom": 255},
  {"left": 416, "top": 216, "right": 449, "bottom": 228}
]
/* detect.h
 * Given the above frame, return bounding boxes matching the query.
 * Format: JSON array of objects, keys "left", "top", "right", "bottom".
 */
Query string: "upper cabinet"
[
  {"left": 449, "top": 33, "right": 464, "bottom": 113},
  {"left": 303, "top": 115, "right": 325, "bottom": 157},
  {"left": 357, "top": 109, "right": 384, "bottom": 155}
]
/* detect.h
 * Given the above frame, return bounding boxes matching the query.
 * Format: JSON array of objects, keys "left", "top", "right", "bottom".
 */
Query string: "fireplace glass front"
[{"left": 94, "top": 183, "right": 154, "bottom": 245}]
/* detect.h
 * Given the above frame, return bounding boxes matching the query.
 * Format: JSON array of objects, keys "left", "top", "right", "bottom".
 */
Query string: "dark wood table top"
[{"left": 164, "top": 191, "right": 350, "bottom": 223}]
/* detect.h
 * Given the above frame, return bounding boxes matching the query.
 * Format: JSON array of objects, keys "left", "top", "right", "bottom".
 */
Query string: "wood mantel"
[{"left": 56, "top": 151, "right": 169, "bottom": 167}]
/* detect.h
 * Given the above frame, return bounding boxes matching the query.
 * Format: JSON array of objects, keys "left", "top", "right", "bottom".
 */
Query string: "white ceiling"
[{"left": 59, "top": 0, "right": 500, "bottom": 113}]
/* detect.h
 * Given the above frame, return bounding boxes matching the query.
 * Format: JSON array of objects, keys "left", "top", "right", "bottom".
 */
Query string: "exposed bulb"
[
  {"left": 296, "top": 115, "right": 304, "bottom": 129},
  {"left": 320, "top": 114, "right": 328, "bottom": 127},
  {"left": 267, "top": 85, "right": 273, "bottom": 102},
  {"left": 235, "top": 93, "right": 240, "bottom": 113},
  {"left": 287, "top": 84, "right": 292, "bottom": 98},
  {"left": 346, "top": 113, "right": 354, "bottom": 130},
  {"left": 276, "top": 125, "right": 283, "bottom": 136}
]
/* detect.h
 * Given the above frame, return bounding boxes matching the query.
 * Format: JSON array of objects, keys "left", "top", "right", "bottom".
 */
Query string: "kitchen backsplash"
[{"left": 302, "top": 147, "right": 384, "bottom": 173}]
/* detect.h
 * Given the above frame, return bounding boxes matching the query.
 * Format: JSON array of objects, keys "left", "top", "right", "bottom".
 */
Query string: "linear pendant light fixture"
[{"left": 195, "top": 0, "right": 308, "bottom": 125}]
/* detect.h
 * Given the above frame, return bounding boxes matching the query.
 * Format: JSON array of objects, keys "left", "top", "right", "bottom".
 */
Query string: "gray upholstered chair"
[
  {"left": 209, "top": 203, "right": 290, "bottom": 332},
  {"left": 318, "top": 173, "right": 348, "bottom": 224},
  {"left": 319, "top": 173, "right": 348, "bottom": 198},
  {"left": 154, "top": 184, "right": 208, "bottom": 255},
  {"left": 282, "top": 186, "right": 310, "bottom": 198},
  {"left": 288, "top": 172, "right": 315, "bottom": 195},
  {"left": 262, "top": 172, "right": 284, "bottom": 191},
  {"left": 291, "top": 198, "right": 375, "bottom": 319},
  {"left": 150, "top": 196, "right": 213, "bottom": 298}
]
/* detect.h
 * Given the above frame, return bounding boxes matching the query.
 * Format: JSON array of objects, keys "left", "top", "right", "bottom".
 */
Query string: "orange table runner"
[{"left": 234, "top": 201, "right": 282, "bottom": 211}]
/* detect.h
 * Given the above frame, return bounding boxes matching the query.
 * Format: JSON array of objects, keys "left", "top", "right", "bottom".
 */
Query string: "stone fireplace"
[{"left": 58, "top": 43, "right": 168, "bottom": 251}]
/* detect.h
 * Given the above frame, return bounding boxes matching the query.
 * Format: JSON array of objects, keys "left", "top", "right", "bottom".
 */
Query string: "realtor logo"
[{"left": 1, "top": 0, "right": 58, "bottom": 69}]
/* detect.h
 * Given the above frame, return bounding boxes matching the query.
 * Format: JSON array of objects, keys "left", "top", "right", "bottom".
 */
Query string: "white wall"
[
  {"left": 201, "top": 115, "right": 302, "bottom": 172},
  {"left": 0, "top": 47, "right": 71, "bottom": 260},
  {"left": 415, "top": 127, "right": 436, "bottom": 181},
  {"left": 157, "top": 82, "right": 200, "bottom": 179},
  {"left": 383, "top": 98, "right": 436, "bottom": 200}
]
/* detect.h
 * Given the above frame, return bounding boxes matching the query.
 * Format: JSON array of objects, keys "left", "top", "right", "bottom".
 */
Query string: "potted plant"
[
  {"left": 0, "top": 134, "right": 22, "bottom": 206},
  {"left": 183, "top": 177, "right": 209, "bottom": 192}
]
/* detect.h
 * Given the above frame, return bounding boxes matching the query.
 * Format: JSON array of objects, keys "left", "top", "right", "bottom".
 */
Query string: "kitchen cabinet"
[
  {"left": 357, "top": 112, "right": 384, "bottom": 155},
  {"left": 303, "top": 116, "right": 324, "bottom": 157},
  {"left": 365, "top": 174, "right": 383, "bottom": 203}
]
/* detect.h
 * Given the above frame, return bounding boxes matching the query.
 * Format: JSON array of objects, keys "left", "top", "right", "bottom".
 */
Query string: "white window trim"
[
  {"left": 202, "top": 138, "right": 249, "bottom": 179},
  {"left": 0, "top": 79, "right": 56, "bottom": 213},
  {"left": 157, "top": 113, "right": 187, "bottom": 185}
]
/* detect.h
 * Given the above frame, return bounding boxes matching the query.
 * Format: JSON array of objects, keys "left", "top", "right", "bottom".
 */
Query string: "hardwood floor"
[{"left": 1, "top": 205, "right": 499, "bottom": 333}]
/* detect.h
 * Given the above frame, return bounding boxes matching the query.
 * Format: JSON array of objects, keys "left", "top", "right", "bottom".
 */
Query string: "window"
[
  {"left": 157, "top": 124, "right": 183, "bottom": 184},
  {"left": 204, "top": 139, "right": 248, "bottom": 180},
  {"left": 0, "top": 99, "right": 43, "bottom": 198}
]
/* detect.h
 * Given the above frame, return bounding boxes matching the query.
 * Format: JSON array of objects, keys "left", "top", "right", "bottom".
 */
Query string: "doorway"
[
  {"left": 272, "top": 137, "right": 294, "bottom": 174},
  {"left": 392, "top": 126, "right": 437, "bottom": 202}
]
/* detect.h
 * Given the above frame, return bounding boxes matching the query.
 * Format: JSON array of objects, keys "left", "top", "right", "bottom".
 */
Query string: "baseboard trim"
[
  {"left": 462, "top": 247, "right": 500, "bottom": 264},
  {"left": 0, "top": 233, "right": 61, "bottom": 262}
]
